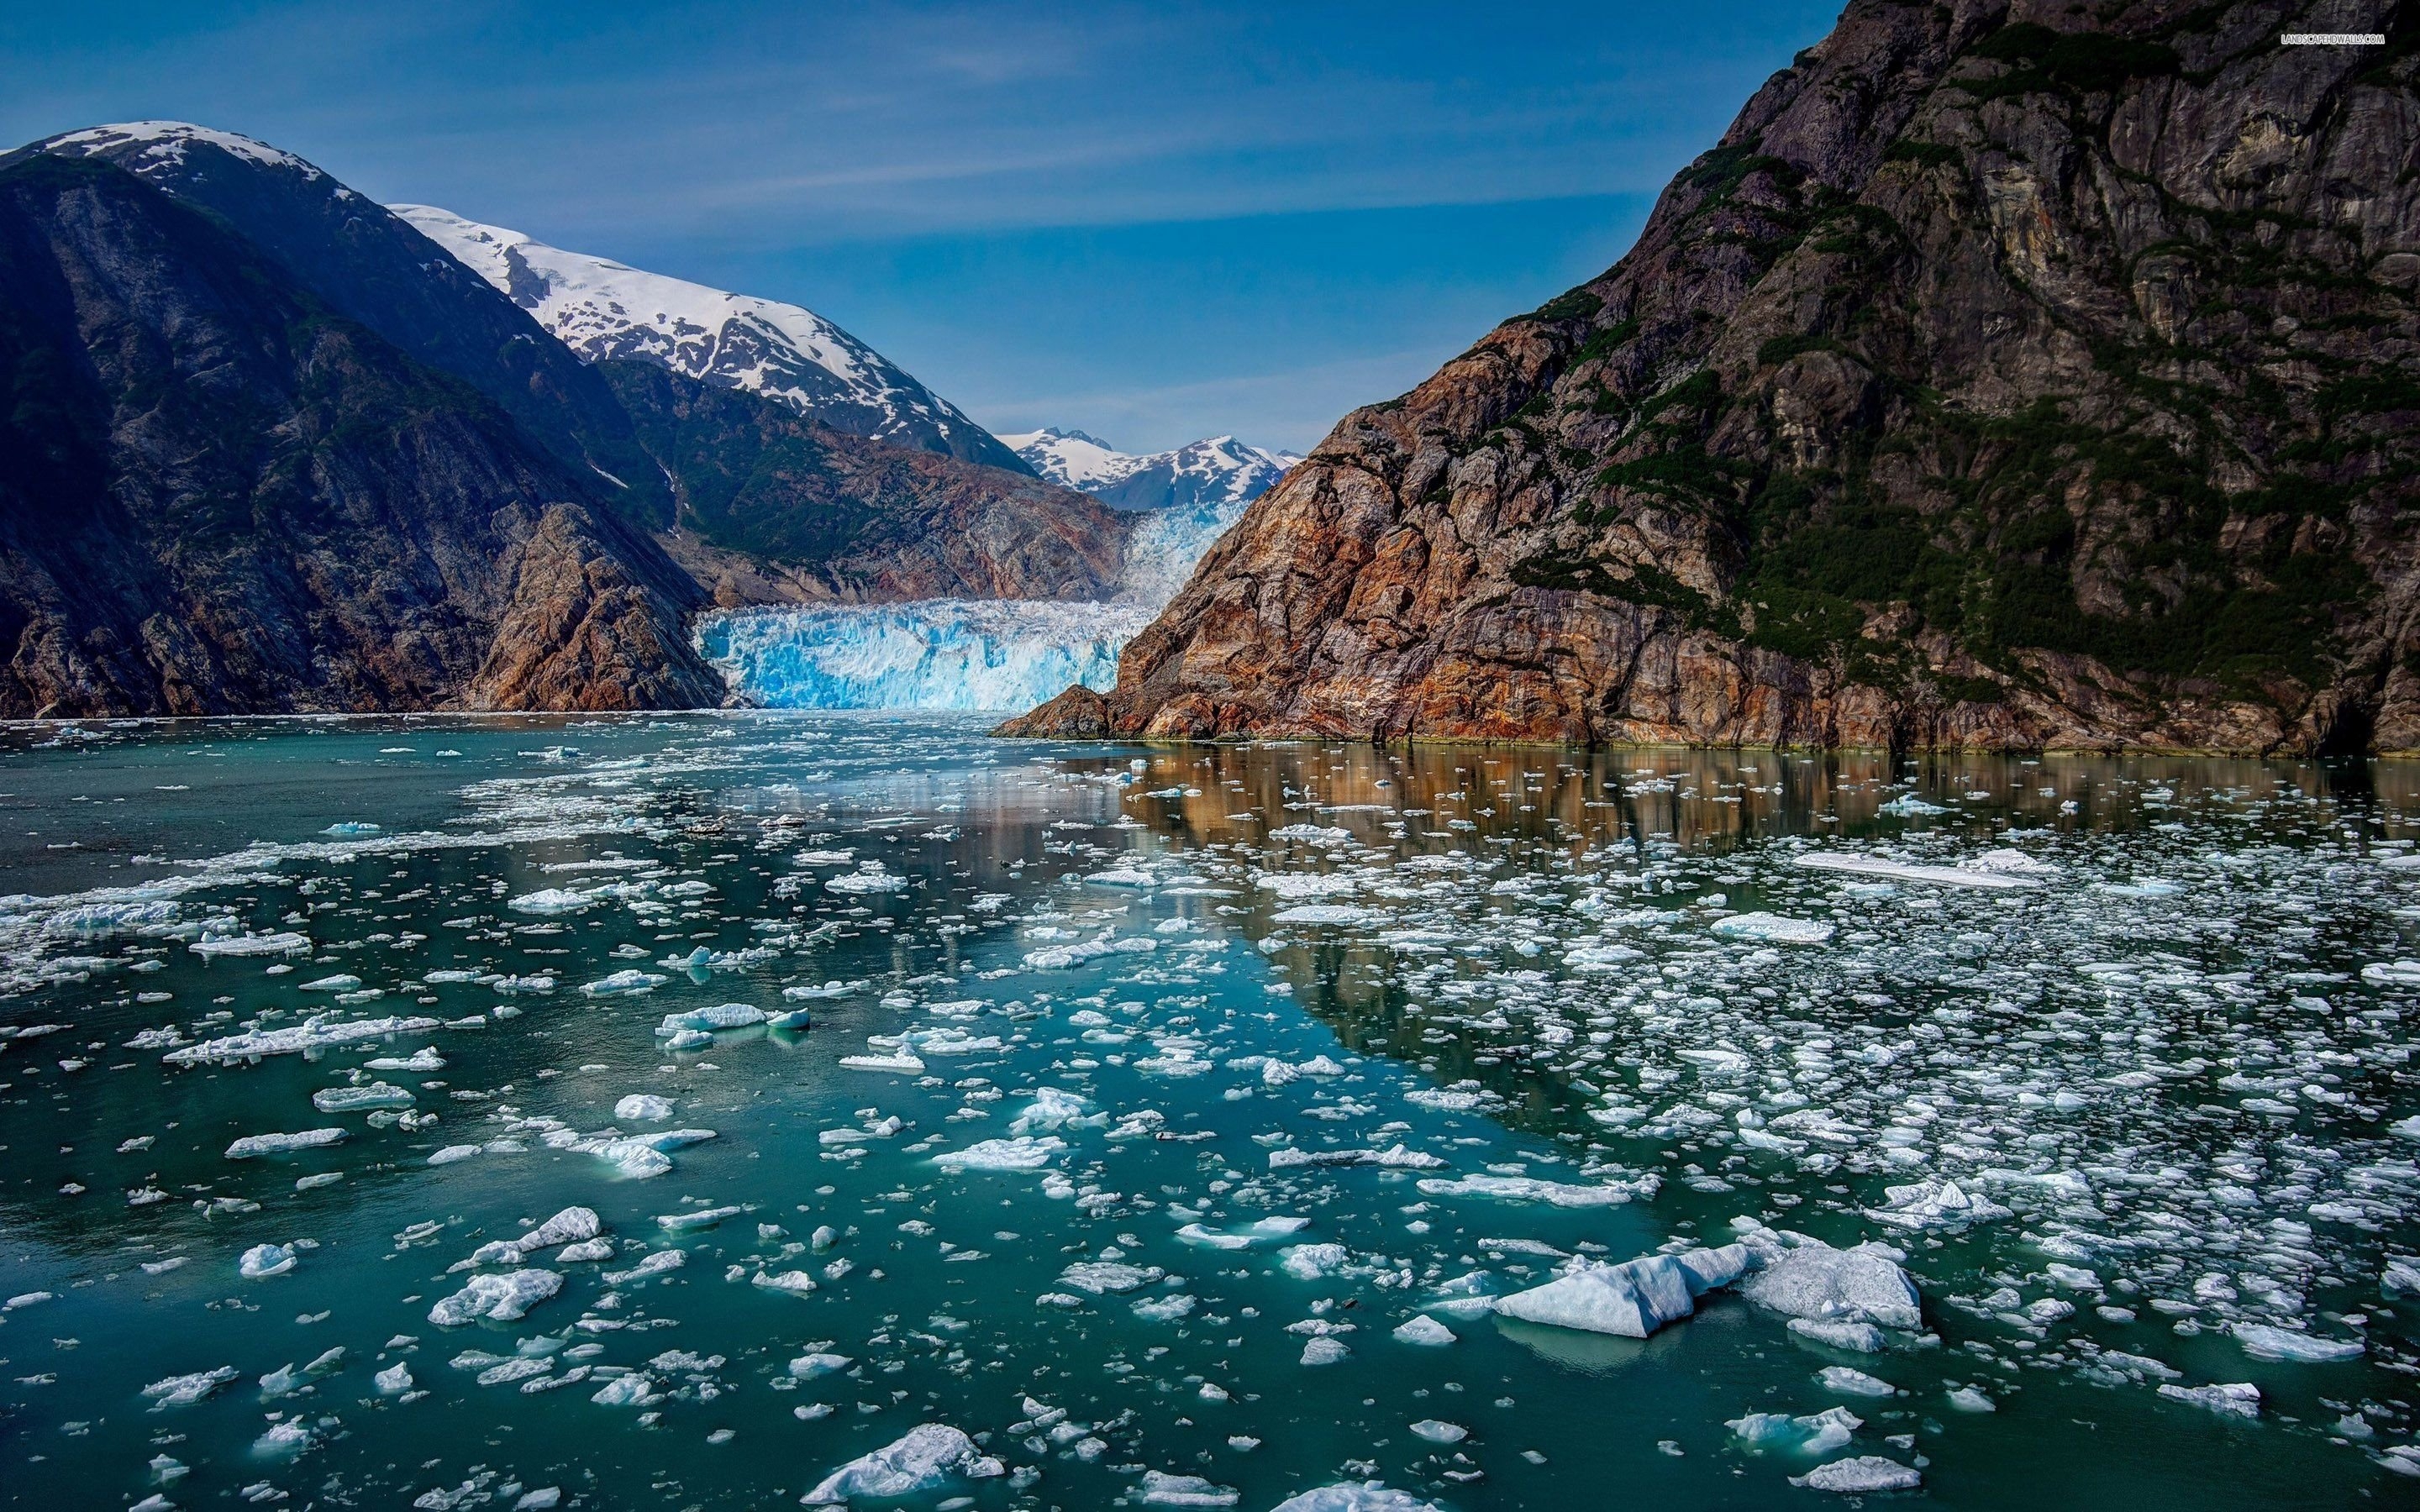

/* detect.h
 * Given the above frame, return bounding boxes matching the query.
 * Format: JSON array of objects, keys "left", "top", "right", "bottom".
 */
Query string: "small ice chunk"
[
  {"left": 1407, "top": 1420, "right": 1465, "bottom": 1445},
  {"left": 1392, "top": 1315, "right": 1456, "bottom": 1347},
  {"left": 143, "top": 1367, "right": 239, "bottom": 1406},
  {"left": 2158, "top": 1381, "right": 2260, "bottom": 1417},
  {"left": 1299, "top": 1336, "right": 1350, "bottom": 1366},
  {"left": 239, "top": 1244, "right": 297, "bottom": 1279},
  {"left": 1709, "top": 913, "right": 1833, "bottom": 944},
  {"left": 1138, "top": 1471, "right": 1239, "bottom": 1506},
  {"left": 1945, "top": 1386, "right": 1995, "bottom": 1412},
  {"left": 1266, "top": 1485, "right": 1440, "bottom": 1512},
  {"left": 427, "top": 1268, "right": 562, "bottom": 1326},
  {"left": 614, "top": 1094, "right": 675, "bottom": 1121},
  {"left": 225, "top": 1128, "right": 345, "bottom": 1159},
  {"left": 1791, "top": 1457, "right": 1920, "bottom": 1493},
  {"left": 1738, "top": 1236, "right": 1921, "bottom": 1331},
  {"left": 2233, "top": 1323, "right": 2364, "bottom": 1362},
  {"left": 1817, "top": 1366, "right": 1898, "bottom": 1397},
  {"left": 1493, "top": 1245, "right": 1749, "bottom": 1339},
  {"left": 1788, "top": 1317, "right": 1886, "bottom": 1352},
  {"left": 934, "top": 1137, "right": 1065, "bottom": 1172}
]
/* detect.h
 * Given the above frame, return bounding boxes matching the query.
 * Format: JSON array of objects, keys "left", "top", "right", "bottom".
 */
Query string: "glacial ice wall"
[{"left": 698, "top": 496, "right": 1244, "bottom": 711}]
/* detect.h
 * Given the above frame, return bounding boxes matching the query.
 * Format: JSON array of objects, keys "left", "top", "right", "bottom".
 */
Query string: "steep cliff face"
[
  {"left": 1036, "top": 1, "right": 2420, "bottom": 753},
  {"left": 0, "top": 153, "right": 720, "bottom": 717}
]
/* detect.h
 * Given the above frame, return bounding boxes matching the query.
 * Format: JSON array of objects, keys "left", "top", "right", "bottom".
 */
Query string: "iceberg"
[
  {"left": 801, "top": 1424, "right": 1003, "bottom": 1504},
  {"left": 1492, "top": 1244, "right": 1751, "bottom": 1338}
]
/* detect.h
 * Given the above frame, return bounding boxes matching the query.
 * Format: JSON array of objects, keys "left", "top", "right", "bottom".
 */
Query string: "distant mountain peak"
[
  {"left": 1003, "top": 429, "right": 1302, "bottom": 512},
  {"left": 392, "top": 204, "right": 1028, "bottom": 473}
]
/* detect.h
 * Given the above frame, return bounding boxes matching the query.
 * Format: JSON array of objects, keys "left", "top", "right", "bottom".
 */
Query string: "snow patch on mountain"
[
  {"left": 391, "top": 204, "right": 1013, "bottom": 465},
  {"left": 43, "top": 121, "right": 327, "bottom": 181},
  {"left": 1000, "top": 428, "right": 1300, "bottom": 512}
]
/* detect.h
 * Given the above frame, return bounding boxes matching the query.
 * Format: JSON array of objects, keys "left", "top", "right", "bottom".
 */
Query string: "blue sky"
[{"left": 5, "top": 1, "right": 1844, "bottom": 451}]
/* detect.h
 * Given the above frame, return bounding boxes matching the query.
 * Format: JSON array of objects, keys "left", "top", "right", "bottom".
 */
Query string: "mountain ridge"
[{"left": 1001, "top": 427, "right": 1302, "bottom": 512}]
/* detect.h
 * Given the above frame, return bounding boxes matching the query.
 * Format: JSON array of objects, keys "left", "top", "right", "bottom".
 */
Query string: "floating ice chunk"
[
  {"left": 1709, "top": 913, "right": 1833, "bottom": 944},
  {"left": 239, "top": 1243, "right": 297, "bottom": 1278},
  {"left": 1086, "top": 868, "right": 1159, "bottom": 888},
  {"left": 226, "top": 1128, "right": 345, "bottom": 1159},
  {"left": 366, "top": 1047, "right": 445, "bottom": 1073},
  {"left": 1280, "top": 1243, "right": 1353, "bottom": 1280},
  {"left": 602, "top": 1250, "right": 685, "bottom": 1285},
  {"left": 1265, "top": 1485, "right": 1443, "bottom": 1512},
  {"left": 2158, "top": 1381, "right": 2260, "bottom": 1417},
  {"left": 143, "top": 1367, "right": 239, "bottom": 1406},
  {"left": 615, "top": 1095, "right": 674, "bottom": 1121},
  {"left": 1737, "top": 1235, "right": 1921, "bottom": 1331},
  {"left": 1729, "top": 1406, "right": 1862, "bottom": 1453},
  {"left": 1818, "top": 1366, "right": 1898, "bottom": 1397},
  {"left": 1179, "top": 1216, "right": 1310, "bottom": 1250},
  {"left": 313, "top": 1082, "right": 413, "bottom": 1113},
  {"left": 1406, "top": 1420, "right": 1465, "bottom": 1445},
  {"left": 840, "top": 1052, "right": 927, "bottom": 1074},
  {"left": 167, "top": 1015, "right": 442, "bottom": 1063},
  {"left": 3, "top": 1290, "right": 53, "bottom": 1310},
  {"left": 658, "top": 1205, "right": 741, "bottom": 1232},
  {"left": 1413, "top": 1173, "right": 1653, "bottom": 1207},
  {"left": 1493, "top": 1246, "right": 1747, "bottom": 1339},
  {"left": 790, "top": 1352, "right": 852, "bottom": 1378},
  {"left": 827, "top": 864, "right": 912, "bottom": 895},
  {"left": 1393, "top": 1315, "right": 1456, "bottom": 1346},
  {"left": 190, "top": 931, "right": 312, "bottom": 957},
  {"left": 1791, "top": 1457, "right": 1920, "bottom": 1493},
  {"left": 2362, "top": 962, "right": 2420, "bottom": 987},
  {"left": 591, "top": 1373, "right": 657, "bottom": 1407},
  {"left": 299, "top": 974, "right": 363, "bottom": 992},
  {"left": 321, "top": 822, "right": 381, "bottom": 837},
  {"left": 1797, "top": 853, "right": 2034, "bottom": 890},
  {"left": 1060, "top": 1261, "right": 1165, "bottom": 1294},
  {"left": 1299, "top": 1336, "right": 1350, "bottom": 1366},
  {"left": 1272, "top": 904, "right": 1380, "bottom": 926},
  {"left": 1865, "top": 1179, "right": 2012, "bottom": 1231},
  {"left": 507, "top": 889, "right": 593, "bottom": 915},
  {"left": 252, "top": 1419, "right": 313, "bottom": 1457},
  {"left": 374, "top": 1361, "right": 413, "bottom": 1394},
  {"left": 581, "top": 969, "right": 666, "bottom": 997},
  {"left": 801, "top": 1424, "right": 1003, "bottom": 1504},
  {"left": 655, "top": 1004, "right": 764, "bottom": 1034},
  {"left": 1136, "top": 1471, "right": 1237, "bottom": 1506},
  {"left": 1010, "top": 1087, "right": 1101, "bottom": 1135},
  {"left": 934, "top": 1136, "right": 1065, "bottom": 1172},
  {"left": 1788, "top": 1317, "right": 1886, "bottom": 1352},
  {"left": 427, "top": 1268, "right": 562, "bottom": 1326},
  {"left": 784, "top": 979, "right": 870, "bottom": 1000},
  {"left": 2233, "top": 1323, "right": 2364, "bottom": 1362},
  {"left": 1877, "top": 794, "right": 1946, "bottom": 816},
  {"left": 1945, "top": 1386, "right": 1995, "bottom": 1412},
  {"left": 755, "top": 1269, "right": 819, "bottom": 1294}
]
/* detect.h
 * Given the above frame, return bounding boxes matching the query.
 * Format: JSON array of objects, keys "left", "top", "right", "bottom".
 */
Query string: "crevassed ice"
[{"left": 694, "top": 496, "right": 1244, "bottom": 711}]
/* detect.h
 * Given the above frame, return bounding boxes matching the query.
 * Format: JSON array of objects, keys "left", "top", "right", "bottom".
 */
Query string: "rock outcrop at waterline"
[{"left": 1007, "top": 1, "right": 2420, "bottom": 753}]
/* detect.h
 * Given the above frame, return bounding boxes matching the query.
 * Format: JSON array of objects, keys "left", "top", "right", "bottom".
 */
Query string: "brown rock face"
[
  {"left": 1055, "top": 0, "right": 2420, "bottom": 753},
  {"left": 992, "top": 685, "right": 1113, "bottom": 738}
]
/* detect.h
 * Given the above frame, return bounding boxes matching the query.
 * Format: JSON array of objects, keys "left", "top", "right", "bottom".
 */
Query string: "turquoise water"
[{"left": 0, "top": 716, "right": 2415, "bottom": 1509}]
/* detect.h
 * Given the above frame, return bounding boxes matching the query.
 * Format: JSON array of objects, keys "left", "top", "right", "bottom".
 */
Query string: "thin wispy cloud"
[{"left": 3, "top": 0, "right": 1841, "bottom": 449}]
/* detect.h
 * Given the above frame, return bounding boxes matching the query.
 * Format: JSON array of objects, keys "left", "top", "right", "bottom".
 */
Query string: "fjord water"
[{"left": 1, "top": 717, "right": 2415, "bottom": 1510}]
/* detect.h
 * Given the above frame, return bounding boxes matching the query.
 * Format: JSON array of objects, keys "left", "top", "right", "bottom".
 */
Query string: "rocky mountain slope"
[
  {"left": 1012, "top": 0, "right": 2420, "bottom": 753},
  {"left": 604, "top": 363, "right": 1134, "bottom": 605},
  {"left": 393, "top": 204, "right": 1029, "bottom": 473},
  {"left": 0, "top": 123, "right": 1135, "bottom": 715},
  {"left": 1002, "top": 428, "right": 1302, "bottom": 512},
  {"left": 0, "top": 151, "right": 719, "bottom": 716}
]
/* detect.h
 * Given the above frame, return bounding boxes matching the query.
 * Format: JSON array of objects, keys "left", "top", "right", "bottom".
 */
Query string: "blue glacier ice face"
[
  {"left": 697, "top": 599, "right": 1157, "bottom": 712},
  {"left": 698, "top": 496, "right": 1247, "bottom": 711}
]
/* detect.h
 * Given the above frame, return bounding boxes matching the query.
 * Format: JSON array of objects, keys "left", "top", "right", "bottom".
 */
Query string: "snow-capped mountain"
[
  {"left": 392, "top": 205, "right": 1028, "bottom": 472},
  {"left": 998, "top": 428, "right": 1300, "bottom": 512}
]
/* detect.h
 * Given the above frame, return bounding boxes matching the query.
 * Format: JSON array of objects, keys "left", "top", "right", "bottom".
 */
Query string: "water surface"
[{"left": 1, "top": 716, "right": 2415, "bottom": 1509}]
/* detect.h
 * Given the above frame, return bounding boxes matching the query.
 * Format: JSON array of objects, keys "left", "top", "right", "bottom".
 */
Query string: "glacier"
[{"left": 699, "top": 496, "right": 1245, "bottom": 711}]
